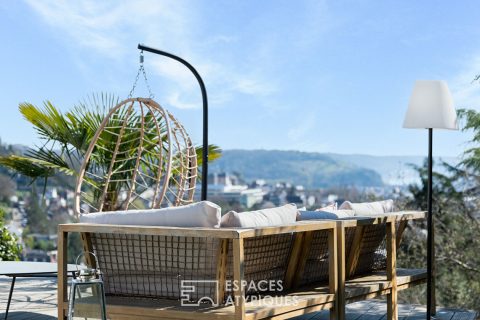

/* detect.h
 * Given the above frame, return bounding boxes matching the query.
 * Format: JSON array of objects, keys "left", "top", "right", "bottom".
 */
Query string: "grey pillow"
[
  {"left": 297, "top": 210, "right": 354, "bottom": 220},
  {"left": 79, "top": 201, "right": 221, "bottom": 228}
]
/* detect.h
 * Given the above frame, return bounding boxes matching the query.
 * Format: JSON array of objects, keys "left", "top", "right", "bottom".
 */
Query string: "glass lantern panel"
[{"left": 69, "top": 282, "right": 106, "bottom": 320}]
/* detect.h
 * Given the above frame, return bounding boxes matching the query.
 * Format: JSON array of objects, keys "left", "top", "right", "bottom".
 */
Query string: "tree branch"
[{"left": 438, "top": 255, "right": 480, "bottom": 273}]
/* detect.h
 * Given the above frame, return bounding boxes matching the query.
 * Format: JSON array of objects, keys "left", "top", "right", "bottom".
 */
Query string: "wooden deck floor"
[{"left": 0, "top": 276, "right": 477, "bottom": 320}]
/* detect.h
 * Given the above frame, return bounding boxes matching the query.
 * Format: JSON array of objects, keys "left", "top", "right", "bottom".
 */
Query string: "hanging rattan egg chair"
[{"left": 74, "top": 97, "right": 197, "bottom": 216}]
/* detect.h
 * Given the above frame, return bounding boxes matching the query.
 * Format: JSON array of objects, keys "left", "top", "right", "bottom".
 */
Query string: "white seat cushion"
[
  {"left": 220, "top": 204, "right": 298, "bottom": 228},
  {"left": 79, "top": 201, "right": 222, "bottom": 228},
  {"left": 339, "top": 199, "right": 394, "bottom": 216}
]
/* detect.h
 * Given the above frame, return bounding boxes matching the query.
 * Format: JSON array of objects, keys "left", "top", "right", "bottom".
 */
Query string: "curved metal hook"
[{"left": 75, "top": 251, "right": 100, "bottom": 272}]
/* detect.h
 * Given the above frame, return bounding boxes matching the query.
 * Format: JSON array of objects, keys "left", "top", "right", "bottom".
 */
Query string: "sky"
[{"left": 1, "top": 0, "right": 480, "bottom": 157}]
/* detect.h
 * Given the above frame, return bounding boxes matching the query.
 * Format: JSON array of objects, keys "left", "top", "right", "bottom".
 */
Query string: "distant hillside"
[
  {"left": 327, "top": 153, "right": 459, "bottom": 185},
  {"left": 209, "top": 150, "right": 384, "bottom": 188},
  {"left": 0, "top": 140, "right": 458, "bottom": 188},
  {"left": 209, "top": 150, "right": 459, "bottom": 188}
]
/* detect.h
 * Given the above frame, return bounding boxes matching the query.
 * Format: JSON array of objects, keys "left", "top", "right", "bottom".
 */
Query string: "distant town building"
[
  {"left": 195, "top": 172, "right": 265, "bottom": 208},
  {"left": 23, "top": 249, "right": 51, "bottom": 262}
]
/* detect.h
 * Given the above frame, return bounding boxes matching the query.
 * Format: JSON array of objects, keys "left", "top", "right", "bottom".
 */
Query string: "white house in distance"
[{"left": 196, "top": 172, "right": 265, "bottom": 208}]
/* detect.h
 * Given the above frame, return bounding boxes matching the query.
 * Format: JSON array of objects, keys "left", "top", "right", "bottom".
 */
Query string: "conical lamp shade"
[{"left": 403, "top": 80, "right": 458, "bottom": 130}]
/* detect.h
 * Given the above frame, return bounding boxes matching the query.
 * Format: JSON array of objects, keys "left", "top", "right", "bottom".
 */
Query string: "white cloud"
[
  {"left": 450, "top": 55, "right": 480, "bottom": 109},
  {"left": 287, "top": 111, "right": 317, "bottom": 141},
  {"left": 26, "top": 1, "right": 131, "bottom": 55},
  {"left": 233, "top": 77, "right": 277, "bottom": 96},
  {"left": 286, "top": 111, "right": 330, "bottom": 152},
  {"left": 150, "top": 59, "right": 198, "bottom": 91},
  {"left": 24, "top": 0, "right": 336, "bottom": 112},
  {"left": 25, "top": 0, "right": 280, "bottom": 107},
  {"left": 166, "top": 92, "right": 198, "bottom": 110},
  {"left": 292, "top": 0, "right": 334, "bottom": 50},
  {"left": 25, "top": 0, "right": 190, "bottom": 52}
]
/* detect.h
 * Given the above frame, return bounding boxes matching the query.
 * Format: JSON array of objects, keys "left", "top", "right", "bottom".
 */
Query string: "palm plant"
[{"left": 0, "top": 94, "right": 221, "bottom": 211}]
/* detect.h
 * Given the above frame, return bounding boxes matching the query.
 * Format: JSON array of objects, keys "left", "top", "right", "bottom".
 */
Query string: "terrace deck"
[{"left": 0, "top": 276, "right": 477, "bottom": 320}]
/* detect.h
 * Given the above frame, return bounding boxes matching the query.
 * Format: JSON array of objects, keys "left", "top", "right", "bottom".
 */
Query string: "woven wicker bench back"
[
  {"left": 226, "top": 233, "right": 295, "bottom": 298},
  {"left": 90, "top": 233, "right": 219, "bottom": 301},
  {"left": 344, "top": 223, "right": 388, "bottom": 278},
  {"left": 87, "top": 222, "right": 393, "bottom": 302},
  {"left": 298, "top": 229, "right": 331, "bottom": 286},
  {"left": 89, "top": 232, "right": 300, "bottom": 302}
]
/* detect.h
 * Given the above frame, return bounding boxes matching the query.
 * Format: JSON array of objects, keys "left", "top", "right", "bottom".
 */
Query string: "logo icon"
[{"left": 180, "top": 280, "right": 220, "bottom": 307}]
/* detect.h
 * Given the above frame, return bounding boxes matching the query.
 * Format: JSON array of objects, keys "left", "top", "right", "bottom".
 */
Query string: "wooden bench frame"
[
  {"left": 57, "top": 221, "right": 339, "bottom": 320},
  {"left": 57, "top": 211, "right": 426, "bottom": 320},
  {"left": 335, "top": 211, "right": 427, "bottom": 320}
]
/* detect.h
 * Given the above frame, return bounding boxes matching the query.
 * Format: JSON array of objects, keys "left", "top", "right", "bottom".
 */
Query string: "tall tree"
[
  {"left": 398, "top": 160, "right": 480, "bottom": 310},
  {"left": 397, "top": 108, "right": 480, "bottom": 311},
  {"left": 0, "top": 174, "right": 16, "bottom": 202},
  {"left": 25, "top": 185, "right": 49, "bottom": 234}
]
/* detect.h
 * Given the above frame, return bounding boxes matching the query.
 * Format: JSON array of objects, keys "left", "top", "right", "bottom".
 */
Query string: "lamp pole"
[
  {"left": 138, "top": 44, "right": 209, "bottom": 201},
  {"left": 427, "top": 128, "right": 434, "bottom": 319}
]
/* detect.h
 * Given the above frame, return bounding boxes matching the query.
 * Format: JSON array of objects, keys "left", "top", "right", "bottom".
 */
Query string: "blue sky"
[{"left": 1, "top": 0, "right": 480, "bottom": 157}]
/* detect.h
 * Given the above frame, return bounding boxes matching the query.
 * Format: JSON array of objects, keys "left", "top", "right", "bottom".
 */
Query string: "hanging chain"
[{"left": 128, "top": 50, "right": 155, "bottom": 99}]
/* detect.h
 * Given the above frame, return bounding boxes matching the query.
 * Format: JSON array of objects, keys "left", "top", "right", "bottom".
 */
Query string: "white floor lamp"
[{"left": 403, "top": 80, "right": 458, "bottom": 319}]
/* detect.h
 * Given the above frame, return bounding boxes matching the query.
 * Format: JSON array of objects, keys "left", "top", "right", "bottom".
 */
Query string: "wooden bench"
[
  {"left": 57, "top": 221, "right": 339, "bottom": 320},
  {"left": 57, "top": 211, "right": 426, "bottom": 320}
]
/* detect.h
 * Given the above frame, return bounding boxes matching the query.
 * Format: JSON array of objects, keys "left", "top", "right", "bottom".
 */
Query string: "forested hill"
[{"left": 209, "top": 149, "right": 384, "bottom": 188}]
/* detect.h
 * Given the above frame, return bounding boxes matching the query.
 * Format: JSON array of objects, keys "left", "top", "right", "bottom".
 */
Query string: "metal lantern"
[{"left": 68, "top": 252, "right": 107, "bottom": 320}]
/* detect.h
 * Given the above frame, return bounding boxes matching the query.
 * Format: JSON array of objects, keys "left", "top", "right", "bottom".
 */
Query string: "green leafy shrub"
[{"left": 0, "top": 209, "right": 22, "bottom": 261}]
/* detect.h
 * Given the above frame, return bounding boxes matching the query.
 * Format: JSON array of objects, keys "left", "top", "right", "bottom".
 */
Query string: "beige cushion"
[
  {"left": 339, "top": 199, "right": 394, "bottom": 216},
  {"left": 315, "top": 203, "right": 337, "bottom": 211},
  {"left": 79, "top": 201, "right": 221, "bottom": 228},
  {"left": 220, "top": 204, "right": 298, "bottom": 228},
  {"left": 297, "top": 209, "right": 354, "bottom": 220}
]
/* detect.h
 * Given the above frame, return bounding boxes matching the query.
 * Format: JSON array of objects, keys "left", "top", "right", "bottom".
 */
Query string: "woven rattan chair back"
[
  {"left": 74, "top": 98, "right": 197, "bottom": 215},
  {"left": 341, "top": 222, "right": 389, "bottom": 279}
]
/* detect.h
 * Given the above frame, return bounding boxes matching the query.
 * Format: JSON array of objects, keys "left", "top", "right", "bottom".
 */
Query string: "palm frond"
[
  {"left": 0, "top": 155, "right": 73, "bottom": 179},
  {"left": 196, "top": 144, "right": 222, "bottom": 165},
  {"left": 25, "top": 148, "right": 73, "bottom": 175},
  {"left": 19, "top": 102, "right": 72, "bottom": 144}
]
